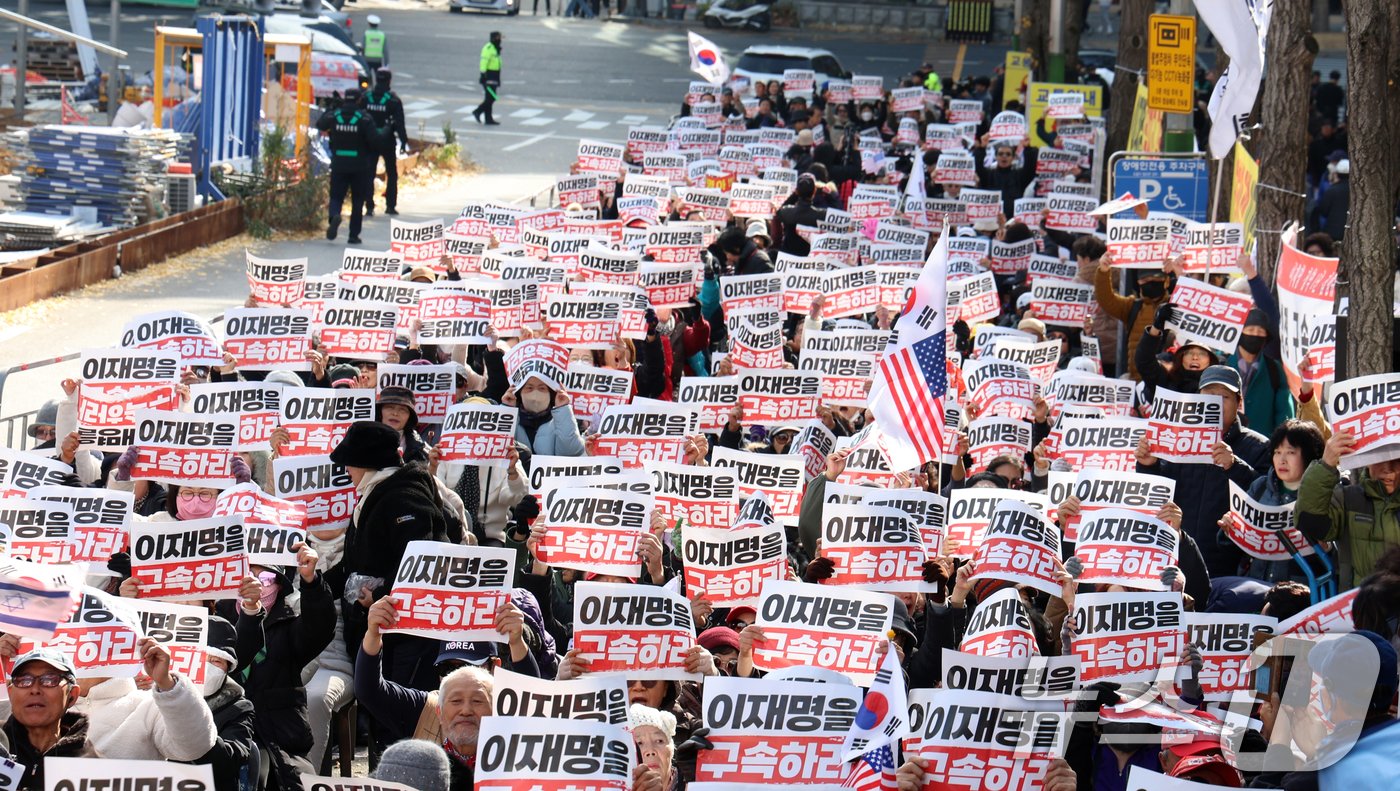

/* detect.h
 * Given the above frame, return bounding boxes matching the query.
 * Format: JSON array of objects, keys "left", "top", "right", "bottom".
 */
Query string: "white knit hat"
[{"left": 629, "top": 703, "right": 677, "bottom": 739}]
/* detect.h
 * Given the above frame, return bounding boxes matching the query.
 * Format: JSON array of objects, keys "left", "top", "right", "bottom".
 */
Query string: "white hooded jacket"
[{"left": 79, "top": 674, "right": 218, "bottom": 761}]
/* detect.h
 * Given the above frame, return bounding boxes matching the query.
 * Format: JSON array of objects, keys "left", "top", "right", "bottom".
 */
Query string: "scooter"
[{"left": 702, "top": 0, "right": 772, "bottom": 32}]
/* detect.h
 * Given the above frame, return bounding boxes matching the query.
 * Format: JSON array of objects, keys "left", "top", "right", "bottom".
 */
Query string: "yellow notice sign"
[{"left": 1148, "top": 14, "right": 1197, "bottom": 114}]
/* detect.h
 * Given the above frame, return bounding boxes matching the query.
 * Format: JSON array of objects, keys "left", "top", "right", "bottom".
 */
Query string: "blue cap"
[{"left": 436, "top": 641, "right": 495, "bottom": 667}]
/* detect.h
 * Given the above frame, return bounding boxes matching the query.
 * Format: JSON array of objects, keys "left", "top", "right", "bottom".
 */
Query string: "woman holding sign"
[{"left": 507, "top": 377, "right": 586, "bottom": 458}]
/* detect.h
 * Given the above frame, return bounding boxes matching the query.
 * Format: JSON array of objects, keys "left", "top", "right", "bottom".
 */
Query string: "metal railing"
[{"left": 0, "top": 313, "right": 226, "bottom": 451}]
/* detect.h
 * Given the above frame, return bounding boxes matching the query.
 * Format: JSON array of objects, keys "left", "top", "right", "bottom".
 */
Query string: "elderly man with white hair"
[{"left": 353, "top": 596, "right": 541, "bottom": 791}]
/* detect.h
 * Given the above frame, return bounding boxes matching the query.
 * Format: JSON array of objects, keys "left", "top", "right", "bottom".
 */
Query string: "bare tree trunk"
[
  {"left": 1341, "top": 0, "right": 1400, "bottom": 378},
  {"left": 1254, "top": 0, "right": 1317, "bottom": 285},
  {"left": 1106, "top": 0, "right": 1154, "bottom": 157},
  {"left": 1063, "top": 0, "right": 1087, "bottom": 76},
  {"left": 1025, "top": 0, "right": 1050, "bottom": 78}
]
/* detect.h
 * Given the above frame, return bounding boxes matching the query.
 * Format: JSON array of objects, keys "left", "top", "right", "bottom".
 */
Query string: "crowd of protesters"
[{"left": 1, "top": 35, "right": 1398, "bottom": 791}]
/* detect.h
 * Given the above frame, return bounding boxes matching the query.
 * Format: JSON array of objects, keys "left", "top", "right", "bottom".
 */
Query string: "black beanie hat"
[
  {"left": 206, "top": 615, "right": 239, "bottom": 670},
  {"left": 329, "top": 420, "right": 403, "bottom": 469}
]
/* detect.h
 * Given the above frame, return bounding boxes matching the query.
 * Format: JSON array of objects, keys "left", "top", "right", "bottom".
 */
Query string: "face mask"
[
  {"left": 1238, "top": 334, "right": 1267, "bottom": 355},
  {"left": 202, "top": 666, "right": 227, "bottom": 697},
  {"left": 177, "top": 494, "right": 216, "bottom": 521},
  {"left": 860, "top": 111, "right": 874, "bottom": 122},
  {"left": 1139, "top": 280, "right": 1166, "bottom": 299},
  {"left": 257, "top": 572, "right": 281, "bottom": 611},
  {"left": 521, "top": 392, "right": 552, "bottom": 414}
]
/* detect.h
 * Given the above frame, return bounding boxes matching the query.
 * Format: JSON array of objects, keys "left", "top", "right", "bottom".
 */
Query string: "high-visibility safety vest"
[{"left": 364, "top": 29, "right": 386, "bottom": 59}]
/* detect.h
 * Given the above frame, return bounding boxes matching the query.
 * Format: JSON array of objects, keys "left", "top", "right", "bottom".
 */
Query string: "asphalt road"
[{"left": 11, "top": 0, "right": 1011, "bottom": 177}]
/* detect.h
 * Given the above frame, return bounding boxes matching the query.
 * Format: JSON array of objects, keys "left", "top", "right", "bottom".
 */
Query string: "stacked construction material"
[
  {"left": 0, "top": 211, "right": 106, "bottom": 251},
  {"left": 8, "top": 125, "right": 189, "bottom": 228},
  {"left": 24, "top": 34, "right": 84, "bottom": 82}
]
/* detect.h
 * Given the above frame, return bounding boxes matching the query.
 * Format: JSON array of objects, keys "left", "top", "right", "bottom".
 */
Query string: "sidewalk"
[{"left": 0, "top": 167, "right": 555, "bottom": 417}]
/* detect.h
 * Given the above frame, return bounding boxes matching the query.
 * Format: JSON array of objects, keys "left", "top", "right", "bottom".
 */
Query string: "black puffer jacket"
[
  {"left": 195, "top": 676, "right": 257, "bottom": 791},
  {"left": 228, "top": 572, "right": 336, "bottom": 790},
  {"left": 4, "top": 710, "right": 92, "bottom": 790}
]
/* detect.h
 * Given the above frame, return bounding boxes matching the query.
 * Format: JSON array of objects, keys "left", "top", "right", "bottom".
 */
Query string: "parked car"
[
  {"left": 730, "top": 45, "right": 848, "bottom": 94},
  {"left": 449, "top": 0, "right": 521, "bottom": 14},
  {"left": 703, "top": 0, "right": 772, "bottom": 31}
]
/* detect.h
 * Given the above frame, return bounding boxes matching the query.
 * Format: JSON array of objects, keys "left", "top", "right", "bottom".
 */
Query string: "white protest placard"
[
  {"left": 1031, "top": 280, "right": 1095, "bottom": 327},
  {"left": 1276, "top": 229, "right": 1338, "bottom": 395},
  {"left": 416, "top": 288, "right": 492, "bottom": 345},
  {"left": 799, "top": 350, "right": 874, "bottom": 408},
  {"left": 128, "top": 410, "right": 238, "bottom": 488},
  {"left": 504, "top": 338, "right": 570, "bottom": 392},
  {"left": 852, "top": 74, "right": 884, "bottom": 100},
  {"left": 1182, "top": 612, "right": 1276, "bottom": 701},
  {"left": 476, "top": 716, "right": 632, "bottom": 791},
  {"left": 130, "top": 517, "right": 249, "bottom": 601},
  {"left": 944, "top": 489, "right": 1050, "bottom": 558},
  {"left": 538, "top": 487, "right": 651, "bottom": 577},
  {"left": 1074, "top": 509, "right": 1179, "bottom": 590},
  {"left": 594, "top": 401, "right": 700, "bottom": 468},
  {"left": 245, "top": 252, "right": 306, "bottom": 306},
  {"left": 751, "top": 579, "right": 894, "bottom": 685},
  {"left": 1148, "top": 388, "right": 1223, "bottom": 464},
  {"left": 638, "top": 260, "right": 699, "bottom": 308},
  {"left": 222, "top": 308, "right": 314, "bottom": 372},
  {"left": 120, "top": 310, "right": 223, "bottom": 367},
  {"left": 301, "top": 778, "right": 413, "bottom": 791},
  {"left": 212, "top": 483, "right": 307, "bottom": 567},
  {"left": 710, "top": 446, "right": 806, "bottom": 525},
  {"left": 964, "top": 358, "right": 1037, "bottom": 421},
  {"left": 1044, "top": 193, "right": 1099, "bottom": 233},
  {"left": 965, "top": 416, "right": 1032, "bottom": 474},
  {"left": 45, "top": 758, "right": 215, "bottom": 791},
  {"left": 651, "top": 461, "right": 738, "bottom": 531},
  {"left": 563, "top": 363, "right": 633, "bottom": 422},
  {"left": 460, "top": 279, "right": 525, "bottom": 338},
  {"left": 188, "top": 381, "right": 280, "bottom": 452},
  {"left": 127, "top": 598, "right": 210, "bottom": 685},
  {"left": 1167, "top": 275, "right": 1254, "bottom": 354},
  {"left": 339, "top": 248, "right": 403, "bottom": 281},
  {"left": 1277, "top": 588, "right": 1357, "bottom": 637},
  {"left": 904, "top": 689, "right": 1073, "bottom": 788},
  {"left": 890, "top": 86, "right": 925, "bottom": 113},
  {"left": 682, "top": 521, "right": 785, "bottom": 608},
  {"left": 377, "top": 362, "right": 456, "bottom": 424},
  {"left": 383, "top": 542, "right": 515, "bottom": 642},
  {"left": 273, "top": 455, "right": 356, "bottom": 532},
  {"left": 544, "top": 293, "right": 623, "bottom": 350},
  {"left": 492, "top": 666, "right": 629, "bottom": 725},
  {"left": 950, "top": 271, "right": 1001, "bottom": 325},
  {"left": 277, "top": 387, "right": 376, "bottom": 457},
  {"left": 960, "top": 188, "right": 1003, "bottom": 223},
  {"left": 941, "top": 649, "right": 1081, "bottom": 699},
  {"left": 576, "top": 139, "right": 626, "bottom": 174},
  {"left": 0, "top": 499, "right": 76, "bottom": 565},
  {"left": 388, "top": 218, "right": 445, "bottom": 266},
  {"left": 820, "top": 503, "right": 933, "bottom": 592},
  {"left": 1106, "top": 219, "right": 1172, "bottom": 268},
  {"left": 1070, "top": 591, "right": 1184, "bottom": 683},
  {"left": 572, "top": 581, "right": 698, "bottom": 680},
  {"left": 28, "top": 486, "right": 129, "bottom": 573},
  {"left": 987, "top": 338, "right": 1062, "bottom": 388},
  {"left": 1181, "top": 222, "right": 1244, "bottom": 273},
  {"left": 76, "top": 349, "right": 180, "bottom": 451},
  {"left": 1046, "top": 91, "right": 1084, "bottom": 119},
  {"left": 960, "top": 588, "right": 1040, "bottom": 658},
  {"left": 736, "top": 369, "right": 821, "bottom": 426},
  {"left": 969, "top": 500, "right": 1062, "bottom": 597},
  {"left": 1224, "top": 480, "right": 1312, "bottom": 562},
  {"left": 1327, "top": 372, "right": 1400, "bottom": 469},
  {"left": 19, "top": 587, "right": 142, "bottom": 678},
  {"left": 527, "top": 456, "right": 625, "bottom": 499},
  {"left": 435, "top": 403, "right": 518, "bottom": 467},
  {"left": 1048, "top": 416, "right": 1148, "bottom": 472},
  {"left": 317, "top": 300, "right": 398, "bottom": 362},
  {"left": 695, "top": 676, "right": 860, "bottom": 786},
  {"left": 675, "top": 376, "right": 739, "bottom": 434}
]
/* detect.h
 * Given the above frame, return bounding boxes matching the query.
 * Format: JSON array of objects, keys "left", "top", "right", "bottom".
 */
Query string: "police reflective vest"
[
  {"left": 364, "top": 29, "right": 386, "bottom": 60},
  {"left": 328, "top": 110, "right": 372, "bottom": 172}
]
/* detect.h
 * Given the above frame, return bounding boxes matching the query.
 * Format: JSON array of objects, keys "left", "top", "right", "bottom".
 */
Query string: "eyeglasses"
[
  {"left": 178, "top": 490, "right": 216, "bottom": 503},
  {"left": 628, "top": 679, "right": 660, "bottom": 689},
  {"left": 32, "top": 426, "right": 56, "bottom": 440},
  {"left": 9, "top": 673, "right": 67, "bottom": 689}
]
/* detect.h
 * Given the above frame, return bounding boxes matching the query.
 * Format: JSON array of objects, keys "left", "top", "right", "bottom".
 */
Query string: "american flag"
[
  {"left": 869, "top": 228, "right": 949, "bottom": 472},
  {"left": 843, "top": 744, "right": 899, "bottom": 791}
]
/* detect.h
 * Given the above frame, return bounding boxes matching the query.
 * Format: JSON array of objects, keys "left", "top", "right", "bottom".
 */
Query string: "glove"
[
  {"left": 107, "top": 552, "right": 132, "bottom": 578},
  {"left": 1064, "top": 556, "right": 1085, "bottom": 579},
  {"left": 804, "top": 556, "right": 836, "bottom": 583},
  {"left": 113, "top": 446, "right": 139, "bottom": 482},
  {"left": 1152, "top": 303, "right": 1176, "bottom": 331},
  {"left": 644, "top": 308, "right": 659, "bottom": 334},
  {"left": 922, "top": 558, "right": 953, "bottom": 585},
  {"left": 674, "top": 727, "right": 714, "bottom": 757},
  {"left": 1074, "top": 681, "right": 1123, "bottom": 714}
]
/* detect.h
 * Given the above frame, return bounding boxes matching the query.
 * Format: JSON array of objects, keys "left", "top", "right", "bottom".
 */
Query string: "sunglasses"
[
  {"left": 9, "top": 673, "right": 68, "bottom": 689},
  {"left": 628, "top": 679, "right": 661, "bottom": 690}
]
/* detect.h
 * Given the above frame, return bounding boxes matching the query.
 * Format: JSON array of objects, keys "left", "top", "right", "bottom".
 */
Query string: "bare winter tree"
[
  {"left": 1341, "top": 0, "right": 1400, "bottom": 377},
  {"left": 1253, "top": 0, "right": 1317, "bottom": 285},
  {"left": 1106, "top": 0, "right": 1153, "bottom": 157}
]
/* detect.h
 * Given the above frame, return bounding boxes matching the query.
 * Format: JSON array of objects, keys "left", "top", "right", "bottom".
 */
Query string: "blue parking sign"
[{"left": 1112, "top": 156, "right": 1211, "bottom": 221}]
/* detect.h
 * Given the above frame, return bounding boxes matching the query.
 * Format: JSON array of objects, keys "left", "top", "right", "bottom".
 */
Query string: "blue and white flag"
[{"left": 0, "top": 556, "right": 83, "bottom": 640}]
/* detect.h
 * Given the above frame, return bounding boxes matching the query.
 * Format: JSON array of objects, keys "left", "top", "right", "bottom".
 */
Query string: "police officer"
[
  {"left": 316, "top": 88, "right": 382, "bottom": 245},
  {"left": 363, "top": 69, "right": 408, "bottom": 217},
  {"left": 472, "top": 31, "right": 503, "bottom": 126},
  {"left": 363, "top": 15, "right": 388, "bottom": 71}
]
